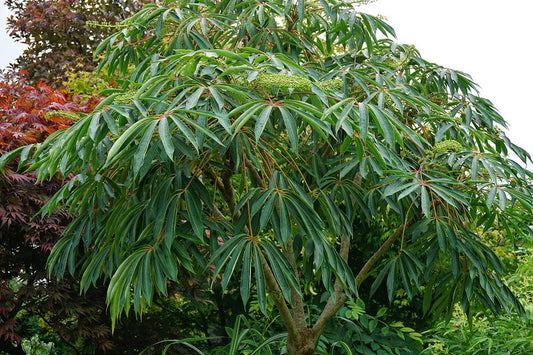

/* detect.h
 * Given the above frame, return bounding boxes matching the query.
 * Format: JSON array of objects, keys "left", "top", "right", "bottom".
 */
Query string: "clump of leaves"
[
  {"left": 61, "top": 68, "right": 114, "bottom": 96},
  {"left": 316, "top": 298, "right": 423, "bottom": 354},
  {"left": 0, "top": 74, "right": 99, "bottom": 153},
  {"left": 422, "top": 305, "right": 533, "bottom": 355}
]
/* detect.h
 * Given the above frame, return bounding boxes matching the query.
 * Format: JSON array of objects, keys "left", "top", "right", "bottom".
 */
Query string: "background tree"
[
  {"left": 3, "top": 0, "right": 533, "bottom": 354},
  {"left": 4, "top": 0, "right": 150, "bottom": 84}
]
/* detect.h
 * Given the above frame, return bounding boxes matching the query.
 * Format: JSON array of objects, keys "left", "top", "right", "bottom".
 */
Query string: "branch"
[
  {"left": 312, "top": 235, "right": 349, "bottom": 336},
  {"left": 219, "top": 151, "right": 238, "bottom": 221},
  {"left": 355, "top": 218, "right": 414, "bottom": 286},
  {"left": 282, "top": 239, "right": 306, "bottom": 329},
  {"left": 221, "top": 170, "right": 237, "bottom": 217},
  {"left": 312, "top": 219, "right": 413, "bottom": 336},
  {"left": 244, "top": 155, "right": 266, "bottom": 190},
  {"left": 273, "top": 91, "right": 342, "bottom": 102},
  {"left": 37, "top": 311, "right": 82, "bottom": 355},
  {"left": 203, "top": 169, "right": 237, "bottom": 220},
  {"left": 259, "top": 249, "right": 300, "bottom": 342}
]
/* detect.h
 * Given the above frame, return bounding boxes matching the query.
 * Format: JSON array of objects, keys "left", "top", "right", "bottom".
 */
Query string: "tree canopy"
[{"left": 2, "top": 0, "right": 532, "bottom": 354}]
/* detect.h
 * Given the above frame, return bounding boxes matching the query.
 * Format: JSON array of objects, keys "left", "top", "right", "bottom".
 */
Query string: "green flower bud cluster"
[
  {"left": 432, "top": 140, "right": 462, "bottom": 154},
  {"left": 251, "top": 74, "right": 342, "bottom": 93},
  {"left": 253, "top": 74, "right": 312, "bottom": 92},
  {"left": 318, "top": 78, "right": 343, "bottom": 90},
  {"left": 384, "top": 45, "right": 416, "bottom": 70},
  {"left": 382, "top": 57, "right": 397, "bottom": 67},
  {"left": 114, "top": 92, "right": 136, "bottom": 104},
  {"left": 44, "top": 110, "right": 82, "bottom": 121},
  {"left": 397, "top": 45, "right": 415, "bottom": 67},
  {"left": 305, "top": 0, "right": 322, "bottom": 11}
]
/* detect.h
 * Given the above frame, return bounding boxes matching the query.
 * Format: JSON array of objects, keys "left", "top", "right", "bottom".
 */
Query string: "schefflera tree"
[{"left": 3, "top": 0, "right": 533, "bottom": 353}]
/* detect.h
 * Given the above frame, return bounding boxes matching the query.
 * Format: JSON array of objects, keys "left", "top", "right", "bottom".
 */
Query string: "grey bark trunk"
[{"left": 286, "top": 328, "right": 317, "bottom": 355}]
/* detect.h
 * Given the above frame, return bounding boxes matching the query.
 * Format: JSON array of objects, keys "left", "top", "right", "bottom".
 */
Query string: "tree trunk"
[{"left": 287, "top": 328, "right": 317, "bottom": 355}]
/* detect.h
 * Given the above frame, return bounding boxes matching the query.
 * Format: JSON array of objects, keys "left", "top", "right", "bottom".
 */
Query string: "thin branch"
[
  {"left": 244, "top": 155, "right": 266, "bottom": 190},
  {"left": 273, "top": 91, "right": 343, "bottom": 102},
  {"left": 220, "top": 151, "right": 237, "bottom": 220},
  {"left": 312, "top": 219, "right": 413, "bottom": 336},
  {"left": 355, "top": 218, "right": 414, "bottom": 286},
  {"left": 312, "top": 235, "right": 349, "bottom": 336},
  {"left": 37, "top": 311, "right": 82, "bottom": 355}
]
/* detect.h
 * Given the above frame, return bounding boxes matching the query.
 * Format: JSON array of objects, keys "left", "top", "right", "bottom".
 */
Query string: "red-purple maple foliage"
[{"left": 0, "top": 75, "right": 113, "bottom": 353}]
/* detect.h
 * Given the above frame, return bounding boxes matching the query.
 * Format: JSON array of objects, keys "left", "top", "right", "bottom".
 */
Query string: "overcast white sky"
[
  {"left": 1, "top": 0, "right": 532, "bottom": 157},
  {"left": 0, "top": 5, "right": 25, "bottom": 69}
]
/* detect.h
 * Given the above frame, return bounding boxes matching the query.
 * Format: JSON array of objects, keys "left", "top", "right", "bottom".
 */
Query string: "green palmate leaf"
[
  {"left": 240, "top": 243, "right": 253, "bottom": 305},
  {"left": 254, "top": 105, "right": 273, "bottom": 141},
  {"left": 260, "top": 193, "right": 276, "bottom": 229},
  {"left": 134, "top": 120, "right": 158, "bottom": 175},
  {"left": 369, "top": 104, "right": 394, "bottom": 145},
  {"left": 0, "top": 146, "right": 27, "bottom": 172},
  {"left": 270, "top": 196, "right": 291, "bottom": 245},
  {"left": 186, "top": 87, "right": 205, "bottom": 109},
  {"left": 208, "top": 85, "right": 225, "bottom": 110},
  {"left": 158, "top": 117, "right": 174, "bottom": 159},
  {"left": 278, "top": 106, "right": 298, "bottom": 152},
  {"left": 184, "top": 189, "right": 204, "bottom": 240},
  {"left": 386, "top": 258, "right": 397, "bottom": 302},
  {"left": 107, "top": 249, "right": 145, "bottom": 329},
  {"left": 420, "top": 186, "right": 431, "bottom": 218},
  {"left": 181, "top": 114, "right": 224, "bottom": 146},
  {"left": 261, "top": 239, "right": 300, "bottom": 300},
  {"left": 221, "top": 237, "right": 247, "bottom": 290},
  {"left": 486, "top": 186, "right": 497, "bottom": 208},
  {"left": 359, "top": 101, "right": 369, "bottom": 139},
  {"left": 106, "top": 117, "right": 155, "bottom": 166},
  {"left": 370, "top": 260, "right": 392, "bottom": 298},
  {"left": 231, "top": 102, "right": 267, "bottom": 135},
  {"left": 80, "top": 249, "right": 111, "bottom": 293},
  {"left": 211, "top": 234, "right": 248, "bottom": 284},
  {"left": 88, "top": 111, "right": 101, "bottom": 140},
  {"left": 169, "top": 113, "right": 199, "bottom": 150}
]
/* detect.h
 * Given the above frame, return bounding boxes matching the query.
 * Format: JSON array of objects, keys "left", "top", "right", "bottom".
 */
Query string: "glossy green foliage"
[{"left": 4, "top": 0, "right": 533, "bottom": 338}]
